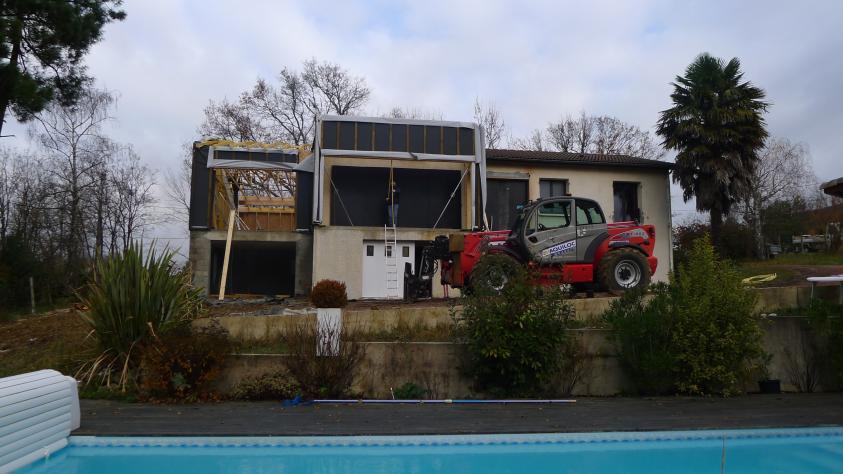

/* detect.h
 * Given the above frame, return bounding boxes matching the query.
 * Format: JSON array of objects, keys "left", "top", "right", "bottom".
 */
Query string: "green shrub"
[
  {"left": 138, "top": 322, "right": 232, "bottom": 400},
  {"left": 454, "top": 261, "right": 573, "bottom": 396},
  {"left": 602, "top": 284, "right": 675, "bottom": 395},
  {"left": 391, "top": 382, "right": 427, "bottom": 399},
  {"left": 231, "top": 372, "right": 299, "bottom": 400},
  {"left": 605, "top": 236, "right": 763, "bottom": 395},
  {"left": 77, "top": 242, "right": 204, "bottom": 391},
  {"left": 805, "top": 299, "right": 843, "bottom": 389},
  {"left": 310, "top": 279, "right": 348, "bottom": 308}
]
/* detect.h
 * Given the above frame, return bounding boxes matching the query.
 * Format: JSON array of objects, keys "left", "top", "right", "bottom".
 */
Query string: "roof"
[
  {"left": 486, "top": 148, "right": 673, "bottom": 170},
  {"left": 821, "top": 177, "right": 843, "bottom": 197}
]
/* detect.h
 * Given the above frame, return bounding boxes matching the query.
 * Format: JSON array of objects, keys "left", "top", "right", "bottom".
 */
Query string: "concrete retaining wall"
[{"left": 214, "top": 317, "right": 821, "bottom": 398}]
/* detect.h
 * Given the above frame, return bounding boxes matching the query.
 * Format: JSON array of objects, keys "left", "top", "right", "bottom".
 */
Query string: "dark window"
[
  {"left": 539, "top": 179, "right": 567, "bottom": 198},
  {"left": 486, "top": 179, "right": 528, "bottom": 231},
  {"left": 402, "top": 246, "right": 410, "bottom": 257},
  {"left": 366, "top": 245, "right": 374, "bottom": 256},
  {"left": 385, "top": 245, "right": 393, "bottom": 257},
  {"left": 613, "top": 182, "right": 640, "bottom": 222},
  {"left": 338, "top": 122, "right": 355, "bottom": 149},
  {"left": 576, "top": 200, "right": 606, "bottom": 225},
  {"left": 374, "top": 123, "right": 390, "bottom": 151},
  {"left": 425, "top": 126, "right": 441, "bottom": 154},
  {"left": 356, "top": 122, "right": 373, "bottom": 150},
  {"left": 458, "top": 128, "right": 474, "bottom": 155},
  {"left": 322, "top": 121, "right": 338, "bottom": 148},
  {"left": 392, "top": 124, "right": 407, "bottom": 151}
]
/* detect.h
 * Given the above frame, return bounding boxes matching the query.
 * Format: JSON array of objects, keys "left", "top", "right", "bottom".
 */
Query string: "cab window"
[
  {"left": 576, "top": 200, "right": 606, "bottom": 225},
  {"left": 528, "top": 200, "right": 572, "bottom": 233}
]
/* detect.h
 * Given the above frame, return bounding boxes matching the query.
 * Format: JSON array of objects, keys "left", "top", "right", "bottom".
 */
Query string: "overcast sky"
[{"left": 4, "top": 0, "right": 842, "bottom": 251}]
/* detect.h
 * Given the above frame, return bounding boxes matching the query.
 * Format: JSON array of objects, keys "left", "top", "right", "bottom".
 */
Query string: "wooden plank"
[
  {"left": 217, "top": 209, "right": 236, "bottom": 301},
  {"left": 239, "top": 196, "right": 295, "bottom": 207}
]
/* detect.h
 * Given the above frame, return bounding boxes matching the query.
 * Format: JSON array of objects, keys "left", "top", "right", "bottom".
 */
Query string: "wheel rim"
[
  {"left": 488, "top": 269, "right": 508, "bottom": 292},
  {"left": 614, "top": 260, "right": 641, "bottom": 288}
]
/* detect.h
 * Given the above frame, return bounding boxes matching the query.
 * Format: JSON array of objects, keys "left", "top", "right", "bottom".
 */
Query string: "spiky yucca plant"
[{"left": 77, "top": 242, "right": 203, "bottom": 391}]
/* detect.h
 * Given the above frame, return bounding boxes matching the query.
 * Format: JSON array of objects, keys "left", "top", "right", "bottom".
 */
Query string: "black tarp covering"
[
  {"left": 213, "top": 149, "right": 297, "bottom": 163},
  {"left": 295, "top": 170, "right": 313, "bottom": 230},
  {"left": 189, "top": 145, "right": 214, "bottom": 229},
  {"left": 330, "top": 166, "right": 462, "bottom": 229},
  {"left": 321, "top": 120, "right": 474, "bottom": 156},
  {"left": 210, "top": 241, "right": 296, "bottom": 296}
]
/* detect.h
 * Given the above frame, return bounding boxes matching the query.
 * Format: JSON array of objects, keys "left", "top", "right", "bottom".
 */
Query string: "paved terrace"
[{"left": 77, "top": 394, "right": 843, "bottom": 436}]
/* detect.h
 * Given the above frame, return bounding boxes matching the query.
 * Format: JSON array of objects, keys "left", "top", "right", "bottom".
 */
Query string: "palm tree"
[{"left": 657, "top": 53, "right": 768, "bottom": 247}]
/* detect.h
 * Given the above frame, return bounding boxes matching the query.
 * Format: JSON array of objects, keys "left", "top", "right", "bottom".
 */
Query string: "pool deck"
[{"left": 76, "top": 394, "right": 843, "bottom": 436}]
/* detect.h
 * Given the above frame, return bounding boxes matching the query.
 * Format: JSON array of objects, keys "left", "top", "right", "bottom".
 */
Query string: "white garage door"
[{"left": 362, "top": 241, "right": 415, "bottom": 299}]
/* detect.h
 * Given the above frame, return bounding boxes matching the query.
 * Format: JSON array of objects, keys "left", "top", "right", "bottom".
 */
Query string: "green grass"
[{"left": 741, "top": 251, "right": 843, "bottom": 266}]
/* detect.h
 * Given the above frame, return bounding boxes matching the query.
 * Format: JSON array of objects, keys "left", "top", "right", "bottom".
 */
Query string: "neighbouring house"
[
  {"left": 822, "top": 177, "right": 843, "bottom": 198},
  {"left": 188, "top": 115, "right": 674, "bottom": 300}
]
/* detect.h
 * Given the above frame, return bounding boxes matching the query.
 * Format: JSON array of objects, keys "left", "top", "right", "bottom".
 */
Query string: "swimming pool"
[{"left": 16, "top": 427, "right": 843, "bottom": 473}]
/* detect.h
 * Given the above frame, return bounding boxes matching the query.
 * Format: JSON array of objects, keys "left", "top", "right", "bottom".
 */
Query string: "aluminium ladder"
[{"left": 384, "top": 224, "right": 400, "bottom": 299}]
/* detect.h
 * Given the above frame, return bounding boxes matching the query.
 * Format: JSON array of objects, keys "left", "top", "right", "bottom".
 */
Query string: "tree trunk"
[
  {"left": 95, "top": 171, "right": 105, "bottom": 259},
  {"left": 710, "top": 207, "right": 723, "bottom": 252},
  {"left": 753, "top": 192, "right": 765, "bottom": 259}
]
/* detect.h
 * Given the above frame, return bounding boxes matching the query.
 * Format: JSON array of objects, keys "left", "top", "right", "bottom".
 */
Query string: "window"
[
  {"left": 576, "top": 200, "right": 606, "bottom": 225},
  {"left": 402, "top": 246, "right": 410, "bottom": 257},
  {"left": 366, "top": 245, "right": 374, "bottom": 256},
  {"left": 539, "top": 179, "right": 568, "bottom": 198},
  {"left": 528, "top": 200, "right": 572, "bottom": 234},
  {"left": 613, "top": 182, "right": 640, "bottom": 222},
  {"left": 385, "top": 245, "right": 393, "bottom": 257}
]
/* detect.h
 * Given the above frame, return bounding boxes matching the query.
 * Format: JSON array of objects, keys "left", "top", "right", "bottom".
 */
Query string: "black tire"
[
  {"left": 598, "top": 248, "right": 651, "bottom": 294},
  {"left": 468, "top": 253, "right": 523, "bottom": 295}
]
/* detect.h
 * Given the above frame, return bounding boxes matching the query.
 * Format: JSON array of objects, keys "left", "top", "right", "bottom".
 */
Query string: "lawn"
[
  {"left": 0, "top": 309, "right": 94, "bottom": 378},
  {"left": 734, "top": 251, "right": 843, "bottom": 287}
]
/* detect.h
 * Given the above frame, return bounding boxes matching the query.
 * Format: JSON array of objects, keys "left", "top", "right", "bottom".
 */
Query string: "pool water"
[{"left": 17, "top": 428, "right": 843, "bottom": 474}]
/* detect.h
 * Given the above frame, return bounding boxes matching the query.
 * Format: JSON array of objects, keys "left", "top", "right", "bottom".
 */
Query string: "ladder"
[{"left": 384, "top": 224, "right": 399, "bottom": 299}]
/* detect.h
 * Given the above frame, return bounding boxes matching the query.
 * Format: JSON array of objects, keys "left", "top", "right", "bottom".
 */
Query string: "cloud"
[{"left": 4, "top": 0, "right": 842, "bottom": 249}]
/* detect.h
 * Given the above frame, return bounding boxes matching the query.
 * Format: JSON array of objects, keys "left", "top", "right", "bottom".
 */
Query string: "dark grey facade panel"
[
  {"left": 392, "top": 124, "right": 407, "bottom": 151},
  {"left": 339, "top": 121, "right": 356, "bottom": 150},
  {"left": 356, "top": 122, "right": 372, "bottom": 151},
  {"left": 189, "top": 146, "right": 212, "bottom": 229},
  {"left": 322, "top": 121, "right": 338, "bottom": 148},
  {"left": 374, "top": 123, "right": 389, "bottom": 151},
  {"left": 458, "top": 127, "right": 475, "bottom": 155},
  {"left": 214, "top": 149, "right": 296, "bottom": 163},
  {"left": 442, "top": 127, "right": 457, "bottom": 155},
  {"left": 409, "top": 125, "right": 424, "bottom": 153},
  {"left": 330, "top": 166, "right": 461, "bottom": 229},
  {"left": 295, "top": 171, "right": 313, "bottom": 230},
  {"left": 425, "top": 126, "right": 441, "bottom": 154}
]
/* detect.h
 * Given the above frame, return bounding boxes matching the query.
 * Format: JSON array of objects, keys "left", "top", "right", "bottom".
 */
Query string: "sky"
[{"left": 4, "top": 0, "right": 843, "bottom": 253}]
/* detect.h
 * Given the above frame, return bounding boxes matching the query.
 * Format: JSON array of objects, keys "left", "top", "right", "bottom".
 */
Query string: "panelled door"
[
  {"left": 361, "top": 241, "right": 415, "bottom": 298},
  {"left": 522, "top": 199, "right": 578, "bottom": 264}
]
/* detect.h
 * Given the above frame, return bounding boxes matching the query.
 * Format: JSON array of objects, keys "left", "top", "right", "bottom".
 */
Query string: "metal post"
[{"left": 29, "top": 277, "right": 35, "bottom": 314}]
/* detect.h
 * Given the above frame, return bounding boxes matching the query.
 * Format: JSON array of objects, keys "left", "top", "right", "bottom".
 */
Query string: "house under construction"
[{"left": 188, "top": 115, "right": 673, "bottom": 300}]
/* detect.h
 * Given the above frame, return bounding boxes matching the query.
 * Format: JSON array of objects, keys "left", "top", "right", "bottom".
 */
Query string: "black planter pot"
[{"left": 758, "top": 379, "right": 781, "bottom": 394}]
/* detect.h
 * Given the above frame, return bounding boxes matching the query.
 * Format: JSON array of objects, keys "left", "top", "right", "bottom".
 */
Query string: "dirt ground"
[
  {"left": 738, "top": 263, "right": 843, "bottom": 288},
  {"left": 0, "top": 308, "right": 93, "bottom": 377}
]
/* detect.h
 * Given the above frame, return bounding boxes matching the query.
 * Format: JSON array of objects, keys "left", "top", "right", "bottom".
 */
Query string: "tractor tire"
[
  {"left": 468, "top": 253, "right": 523, "bottom": 296},
  {"left": 598, "top": 248, "right": 651, "bottom": 294}
]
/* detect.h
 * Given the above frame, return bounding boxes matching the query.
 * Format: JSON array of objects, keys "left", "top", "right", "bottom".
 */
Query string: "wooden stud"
[{"left": 217, "top": 209, "right": 236, "bottom": 301}]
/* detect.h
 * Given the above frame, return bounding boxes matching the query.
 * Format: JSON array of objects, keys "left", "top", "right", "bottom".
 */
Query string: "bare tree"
[
  {"left": 199, "top": 59, "right": 371, "bottom": 146},
  {"left": 0, "top": 148, "right": 15, "bottom": 244},
  {"left": 30, "top": 88, "right": 114, "bottom": 280},
  {"left": 509, "top": 129, "right": 547, "bottom": 151},
  {"left": 473, "top": 97, "right": 506, "bottom": 148},
  {"left": 518, "top": 112, "right": 665, "bottom": 160},
  {"left": 384, "top": 106, "right": 443, "bottom": 121},
  {"left": 105, "top": 146, "right": 156, "bottom": 253},
  {"left": 741, "top": 137, "right": 817, "bottom": 257},
  {"left": 163, "top": 142, "right": 192, "bottom": 220}
]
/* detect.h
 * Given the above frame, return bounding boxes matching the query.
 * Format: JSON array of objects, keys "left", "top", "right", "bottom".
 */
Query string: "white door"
[{"left": 362, "top": 241, "right": 415, "bottom": 298}]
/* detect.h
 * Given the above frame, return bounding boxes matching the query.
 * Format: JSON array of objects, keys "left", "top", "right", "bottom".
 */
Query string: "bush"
[
  {"left": 231, "top": 372, "right": 299, "bottom": 401},
  {"left": 78, "top": 242, "right": 204, "bottom": 390},
  {"left": 605, "top": 236, "right": 763, "bottom": 395},
  {"left": 138, "top": 322, "right": 232, "bottom": 400},
  {"left": 283, "top": 318, "right": 363, "bottom": 398},
  {"left": 392, "top": 382, "right": 427, "bottom": 400},
  {"left": 454, "top": 262, "right": 573, "bottom": 396},
  {"left": 602, "top": 284, "right": 675, "bottom": 395},
  {"left": 310, "top": 279, "right": 348, "bottom": 308},
  {"left": 805, "top": 300, "right": 843, "bottom": 390}
]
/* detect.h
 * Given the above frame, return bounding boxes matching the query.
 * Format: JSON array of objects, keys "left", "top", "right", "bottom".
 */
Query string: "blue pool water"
[{"left": 17, "top": 428, "right": 843, "bottom": 473}]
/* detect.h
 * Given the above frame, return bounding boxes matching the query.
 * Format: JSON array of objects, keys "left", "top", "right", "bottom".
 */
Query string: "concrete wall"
[
  {"left": 189, "top": 229, "right": 313, "bottom": 296},
  {"left": 487, "top": 162, "right": 673, "bottom": 282},
  {"left": 215, "top": 317, "right": 821, "bottom": 397}
]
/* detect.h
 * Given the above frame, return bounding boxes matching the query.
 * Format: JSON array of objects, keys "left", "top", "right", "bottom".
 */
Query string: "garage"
[{"left": 486, "top": 179, "right": 528, "bottom": 231}]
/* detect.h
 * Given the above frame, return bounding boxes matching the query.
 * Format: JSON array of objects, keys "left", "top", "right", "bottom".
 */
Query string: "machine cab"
[{"left": 517, "top": 197, "right": 608, "bottom": 264}]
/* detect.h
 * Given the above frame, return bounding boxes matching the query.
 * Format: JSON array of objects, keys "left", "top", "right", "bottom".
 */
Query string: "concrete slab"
[{"left": 76, "top": 394, "right": 843, "bottom": 436}]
